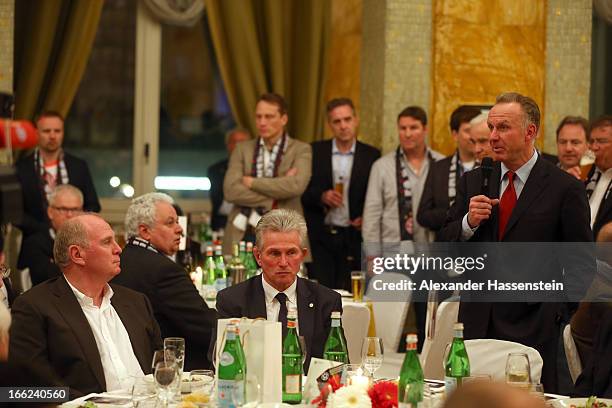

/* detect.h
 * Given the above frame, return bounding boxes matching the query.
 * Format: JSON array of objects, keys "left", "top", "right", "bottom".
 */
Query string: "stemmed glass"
[
  {"left": 505, "top": 353, "right": 532, "bottom": 388},
  {"left": 361, "top": 337, "right": 384, "bottom": 378},
  {"left": 154, "top": 360, "right": 179, "bottom": 407}
]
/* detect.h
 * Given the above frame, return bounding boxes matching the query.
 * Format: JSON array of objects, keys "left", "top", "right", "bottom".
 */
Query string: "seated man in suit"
[
  {"left": 18, "top": 184, "right": 83, "bottom": 286},
  {"left": 15, "top": 110, "right": 100, "bottom": 237},
  {"left": 216, "top": 208, "right": 342, "bottom": 370},
  {"left": 9, "top": 214, "right": 162, "bottom": 397},
  {"left": 113, "top": 192, "right": 217, "bottom": 370}
]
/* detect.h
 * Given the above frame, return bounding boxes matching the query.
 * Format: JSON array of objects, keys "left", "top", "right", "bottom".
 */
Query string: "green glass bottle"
[
  {"left": 282, "top": 309, "right": 303, "bottom": 404},
  {"left": 202, "top": 246, "right": 216, "bottom": 299},
  {"left": 323, "top": 311, "right": 349, "bottom": 363},
  {"left": 218, "top": 324, "right": 246, "bottom": 408},
  {"left": 244, "top": 242, "right": 259, "bottom": 279},
  {"left": 214, "top": 245, "right": 228, "bottom": 292},
  {"left": 444, "top": 322, "right": 470, "bottom": 396},
  {"left": 398, "top": 334, "right": 424, "bottom": 408},
  {"left": 239, "top": 241, "right": 247, "bottom": 263}
]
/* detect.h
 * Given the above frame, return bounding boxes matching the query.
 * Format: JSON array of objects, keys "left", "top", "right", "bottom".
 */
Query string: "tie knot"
[
  {"left": 275, "top": 292, "right": 288, "bottom": 304},
  {"left": 506, "top": 171, "right": 515, "bottom": 183}
]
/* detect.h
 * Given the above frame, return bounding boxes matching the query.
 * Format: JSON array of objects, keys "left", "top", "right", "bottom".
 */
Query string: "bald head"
[
  {"left": 596, "top": 222, "right": 612, "bottom": 243},
  {"left": 442, "top": 382, "right": 547, "bottom": 408}
]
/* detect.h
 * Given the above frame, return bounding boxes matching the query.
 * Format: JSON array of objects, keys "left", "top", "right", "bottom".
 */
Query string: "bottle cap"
[
  {"left": 453, "top": 322, "right": 464, "bottom": 331},
  {"left": 246, "top": 242, "right": 253, "bottom": 249},
  {"left": 331, "top": 311, "right": 341, "bottom": 319},
  {"left": 406, "top": 333, "right": 418, "bottom": 344}
]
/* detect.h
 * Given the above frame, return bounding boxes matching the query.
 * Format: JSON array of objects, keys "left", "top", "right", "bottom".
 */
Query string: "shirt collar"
[
  {"left": 259, "top": 134, "right": 285, "bottom": 152},
  {"left": 500, "top": 148, "right": 538, "bottom": 183},
  {"left": 64, "top": 275, "right": 114, "bottom": 310},
  {"left": 332, "top": 138, "right": 355, "bottom": 155},
  {"left": 261, "top": 275, "right": 298, "bottom": 308}
]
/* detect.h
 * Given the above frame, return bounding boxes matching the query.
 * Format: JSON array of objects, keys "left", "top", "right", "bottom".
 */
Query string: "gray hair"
[
  {"left": 225, "top": 127, "right": 251, "bottom": 145},
  {"left": 125, "top": 192, "right": 174, "bottom": 238},
  {"left": 0, "top": 301, "right": 10, "bottom": 338},
  {"left": 48, "top": 184, "right": 84, "bottom": 207},
  {"left": 255, "top": 209, "right": 307, "bottom": 250},
  {"left": 53, "top": 216, "right": 92, "bottom": 268},
  {"left": 495, "top": 92, "right": 540, "bottom": 133},
  {"left": 470, "top": 110, "right": 490, "bottom": 126}
]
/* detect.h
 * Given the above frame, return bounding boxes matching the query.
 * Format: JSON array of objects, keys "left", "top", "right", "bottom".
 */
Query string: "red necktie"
[{"left": 498, "top": 171, "right": 517, "bottom": 240}]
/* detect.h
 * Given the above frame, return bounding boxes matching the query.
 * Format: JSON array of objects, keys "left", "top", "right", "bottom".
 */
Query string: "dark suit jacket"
[
  {"left": 417, "top": 154, "right": 454, "bottom": 235},
  {"left": 541, "top": 152, "right": 558, "bottom": 165},
  {"left": 586, "top": 165, "right": 612, "bottom": 239},
  {"left": 15, "top": 152, "right": 101, "bottom": 236},
  {"left": 438, "top": 156, "right": 594, "bottom": 391},
  {"left": 302, "top": 139, "right": 380, "bottom": 238},
  {"left": 573, "top": 304, "right": 612, "bottom": 398},
  {"left": 216, "top": 275, "right": 343, "bottom": 369},
  {"left": 8, "top": 276, "right": 162, "bottom": 398},
  {"left": 17, "top": 229, "right": 60, "bottom": 286},
  {"left": 113, "top": 244, "right": 218, "bottom": 370},
  {"left": 208, "top": 158, "right": 229, "bottom": 231},
  {"left": 2, "top": 277, "right": 15, "bottom": 306}
]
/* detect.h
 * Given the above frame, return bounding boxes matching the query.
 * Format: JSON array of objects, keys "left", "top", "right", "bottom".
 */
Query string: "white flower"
[{"left": 331, "top": 385, "right": 372, "bottom": 408}]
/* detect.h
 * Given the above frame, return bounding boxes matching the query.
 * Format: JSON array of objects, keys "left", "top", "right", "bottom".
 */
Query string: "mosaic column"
[{"left": 0, "top": 0, "right": 13, "bottom": 93}]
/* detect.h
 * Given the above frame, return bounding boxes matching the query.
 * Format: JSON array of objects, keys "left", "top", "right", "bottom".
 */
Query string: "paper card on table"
[{"left": 302, "top": 357, "right": 343, "bottom": 402}]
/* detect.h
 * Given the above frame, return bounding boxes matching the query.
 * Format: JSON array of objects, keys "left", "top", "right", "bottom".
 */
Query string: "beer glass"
[
  {"left": 351, "top": 271, "right": 366, "bottom": 302},
  {"left": 505, "top": 353, "right": 531, "bottom": 388}
]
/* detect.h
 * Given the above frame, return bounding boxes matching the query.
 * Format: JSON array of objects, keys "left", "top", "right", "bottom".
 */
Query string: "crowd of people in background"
[{"left": 0, "top": 91, "right": 611, "bottom": 400}]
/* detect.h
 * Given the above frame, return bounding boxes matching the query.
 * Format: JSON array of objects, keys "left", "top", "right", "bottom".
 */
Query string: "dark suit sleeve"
[
  {"left": 143, "top": 293, "right": 163, "bottom": 355},
  {"left": 8, "top": 296, "right": 62, "bottom": 388},
  {"left": 79, "top": 162, "right": 101, "bottom": 213},
  {"left": 437, "top": 172, "right": 470, "bottom": 242},
  {"left": 215, "top": 289, "right": 235, "bottom": 319},
  {"left": 17, "top": 235, "right": 61, "bottom": 286},
  {"left": 417, "top": 166, "right": 448, "bottom": 231},
  {"left": 154, "top": 264, "right": 218, "bottom": 347}
]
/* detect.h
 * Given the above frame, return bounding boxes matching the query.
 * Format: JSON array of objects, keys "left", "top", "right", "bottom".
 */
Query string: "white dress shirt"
[
  {"left": 589, "top": 168, "right": 612, "bottom": 228},
  {"left": 461, "top": 149, "right": 539, "bottom": 240},
  {"left": 0, "top": 282, "right": 8, "bottom": 309},
  {"left": 326, "top": 139, "right": 355, "bottom": 227},
  {"left": 261, "top": 276, "right": 299, "bottom": 333},
  {"left": 65, "top": 278, "right": 144, "bottom": 391}
]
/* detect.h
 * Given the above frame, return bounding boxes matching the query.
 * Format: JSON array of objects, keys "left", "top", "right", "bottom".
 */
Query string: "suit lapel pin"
[{"left": 309, "top": 303, "right": 314, "bottom": 308}]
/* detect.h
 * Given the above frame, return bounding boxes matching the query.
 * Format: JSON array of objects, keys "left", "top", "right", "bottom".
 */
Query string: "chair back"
[
  {"left": 421, "top": 298, "right": 460, "bottom": 380},
  {"left": 19, "top": 268, "right": 32, "bottom": 292},
  {"left": 341, "top": 302, "right": 371, "bottom": 364},
  {"left": 563, "top": 324, "right": 583, "bottom": 383},
  {"left": 464, "top": 339, "right": 543, "bottom": 383},
  {"left": 366, "top": 272, "right": 412, "bottom": 353}
]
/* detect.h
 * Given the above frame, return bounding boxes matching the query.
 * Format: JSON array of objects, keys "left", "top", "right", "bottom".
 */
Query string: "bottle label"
[
  {"left": 219, "top": 351, "right": 235, "bottom": 366},
  {"left": 445, "top": 376, "right": 457, "bottom": 395},
  {"left": 218, "top": 379, "right": 244, "bottom": 408},
  {"left": 284, "top": 374, "right": 301, "bottom": 394}
]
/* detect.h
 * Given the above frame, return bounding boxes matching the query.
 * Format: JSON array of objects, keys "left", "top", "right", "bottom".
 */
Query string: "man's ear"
[
  {"left": 138, "top": 224, "right": 152, "bottom": 241},
  {"left": 69, "top": 244, "right": 86, "bottom": 266},
  {"left": 281, "top": 114, "right": 288, "bottom": 128},
  {"left": 253, "top": 246, "right": 262, "bottom": 266},
  {"left": 526, "top": 123, "right": 538, "bottom": 142}
]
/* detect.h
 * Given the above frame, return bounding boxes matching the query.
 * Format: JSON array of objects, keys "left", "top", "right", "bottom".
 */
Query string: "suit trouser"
[{"left": 309, "top": 226, "right": 361, "bottom": 290}]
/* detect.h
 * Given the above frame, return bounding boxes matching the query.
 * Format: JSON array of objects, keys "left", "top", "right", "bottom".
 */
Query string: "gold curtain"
[
  {"left": 205, "top": 0, "right": 330, "bottom": 142},
  {"left": 14, "top": 0, "right": 103, "bottom": 120}
]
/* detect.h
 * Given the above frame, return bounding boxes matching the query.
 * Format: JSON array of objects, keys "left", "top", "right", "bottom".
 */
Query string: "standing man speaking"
[{"left": 439, "top": 92, "right": 593, "bottom": 392}]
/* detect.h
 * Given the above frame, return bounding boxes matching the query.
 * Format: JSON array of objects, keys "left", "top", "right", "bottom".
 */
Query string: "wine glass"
[
  {"left": 361, "top": 337, "right": 384, "bottom": 378},
  {"left": 505, "top": 353, "right": 532, "bottom": 388},
  {"left": 154, "top": 360, "right": 179, "bottom": 407},
  {"left": 298, "top": 336, "right": 308, "bottom": 375},
  {"left": 164, "top": 337, "right": 185, "bottom": 375}
]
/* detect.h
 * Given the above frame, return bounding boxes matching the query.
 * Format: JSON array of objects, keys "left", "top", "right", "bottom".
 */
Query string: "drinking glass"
[
  {"left": 351, "top": 271, "right": 366, "bottom": 302},
  {"left": 190, "top": 369, "right": 215, "bottom": 397},
  {"left": 152, "top": 349, "right": 176, "bottom": 372},
  {"left": 154, "top": 360, "right": 179, "bottom": 407},
  {"left": 298, "top": 336, "right": 308, "bottom": 375},
  {"left": 130, "top": 376, "right": 156, "bottom": 408},
  {"left": 164, "top": 337, "right": 186, "bottom": 374},
  {"left": 361, "top": 337, "right": 384, "bottom": 378},
  {"left": 505, "top": 353, "right": 531, "bottom": 388}
]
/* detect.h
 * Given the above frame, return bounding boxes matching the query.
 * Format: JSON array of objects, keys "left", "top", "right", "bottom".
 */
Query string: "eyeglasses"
[{"left": 50, "top": 206, "right": 83, "bottom": 214}]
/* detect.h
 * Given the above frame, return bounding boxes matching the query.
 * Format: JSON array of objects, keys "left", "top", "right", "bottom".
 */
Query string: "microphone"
[{"left": 480, "top": 157, "right": 493, "bottom": 196}]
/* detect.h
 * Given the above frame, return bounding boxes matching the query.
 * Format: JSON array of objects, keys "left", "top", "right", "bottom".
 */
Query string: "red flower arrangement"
[{"left": 368, "top": 381, "right": 398, "bottom": 408}]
